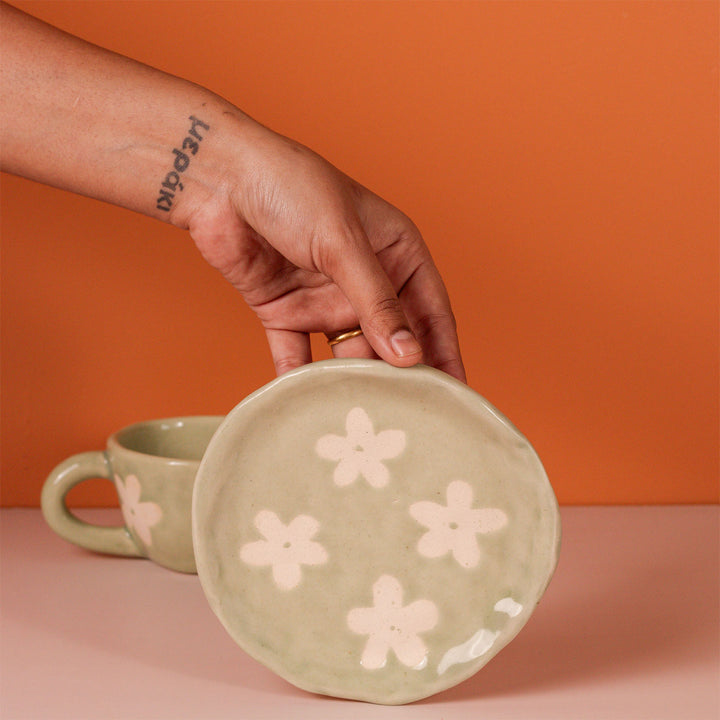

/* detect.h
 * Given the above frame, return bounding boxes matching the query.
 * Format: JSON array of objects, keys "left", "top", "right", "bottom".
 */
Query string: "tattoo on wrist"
[{"left": 155, "top": 116, "right": 209, "bottom": 213}]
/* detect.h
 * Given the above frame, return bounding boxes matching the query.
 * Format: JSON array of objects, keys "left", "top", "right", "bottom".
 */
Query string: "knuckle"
[
  {"left": 391, "top": 210, "right": 424, "bottom": 246},
  {"left": 274, "top": 356, "right": 302, "bottom": 376},
  {"left": 413, "top": 311, "right": 457, "bottom": 341},
  {"left": 369, "top": 294, "right": 404, "bottom": 321},
  {"left": 310, "top": 220, "right": 365, "bottom": 275},
  {"left": 362, "top": 294, "right": 407, "bottom": 337}
]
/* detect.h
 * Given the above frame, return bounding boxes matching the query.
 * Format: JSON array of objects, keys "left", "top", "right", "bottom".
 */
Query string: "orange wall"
[{"left": 1, "top": 0, "right": 718, "bottom": 506}]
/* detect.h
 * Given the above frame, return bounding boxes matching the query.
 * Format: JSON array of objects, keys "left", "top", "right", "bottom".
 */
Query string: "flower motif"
[
  {"left": 347, "top": 574, "right": 438, "bottom": 670},
  {"left": 239, "top": 510, "right": 328, "bottom": 590},
  {"left": 409, "top": 480, "right": 507, "bottom": 568},
  {"left": 115, "top": 474, "right": 162, "bottom": 547},
  {"left": 315, "top": 407, "right": 406, "bottom": 488}
]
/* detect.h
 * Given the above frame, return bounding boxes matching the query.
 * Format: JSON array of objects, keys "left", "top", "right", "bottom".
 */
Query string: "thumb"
[{"left": 323, "top": 229, "right": 422, "bottom": 366}]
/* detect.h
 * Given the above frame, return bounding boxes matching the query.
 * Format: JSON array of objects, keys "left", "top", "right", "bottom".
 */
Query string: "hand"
[
  {"left": 182, "top": 114, "right": 466, "bottom": 381},
  {"left": 0, "top": 3, "right": 465, "bottom": 382}
]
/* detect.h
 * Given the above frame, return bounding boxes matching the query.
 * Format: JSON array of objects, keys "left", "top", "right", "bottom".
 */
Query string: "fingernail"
[{"left": 391, "top": 329, "right": 422, "bottom": 358}]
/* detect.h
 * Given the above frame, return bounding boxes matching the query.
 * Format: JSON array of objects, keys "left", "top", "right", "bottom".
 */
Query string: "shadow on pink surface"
[
  {"left": 425, "top": 506, "right": 719, "bottom": 703},
  {"left": 3, "top": 507, "right": 718, "bottom": 706}
]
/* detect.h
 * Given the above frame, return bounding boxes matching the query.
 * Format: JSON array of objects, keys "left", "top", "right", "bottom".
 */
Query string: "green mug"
[{"left": 41, "top": 416, "right": 223, "bottom": 573}]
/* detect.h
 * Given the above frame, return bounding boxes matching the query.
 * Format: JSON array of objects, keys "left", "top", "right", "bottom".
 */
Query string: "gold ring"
[{"left": 326, "top": 327, "right": 364, "bottom": 347}]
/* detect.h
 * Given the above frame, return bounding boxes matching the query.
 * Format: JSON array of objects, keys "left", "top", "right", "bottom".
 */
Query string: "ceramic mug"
[{"left": 41, "top": 416, "right": 223, "bottom": 573}]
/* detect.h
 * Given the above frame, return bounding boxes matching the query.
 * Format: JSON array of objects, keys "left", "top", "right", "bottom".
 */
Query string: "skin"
[{"left": 0, "top": 2, "right": 465, "bottom": 382}]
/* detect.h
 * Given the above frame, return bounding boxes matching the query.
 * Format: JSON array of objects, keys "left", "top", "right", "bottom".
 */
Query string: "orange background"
[{"left": 1, "top": 0, "right": 717, "bottom": 507}]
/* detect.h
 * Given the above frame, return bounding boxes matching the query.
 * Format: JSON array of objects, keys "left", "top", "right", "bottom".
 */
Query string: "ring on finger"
[{"left": 326, "top": 327, "right": 364, "bottom": 347}]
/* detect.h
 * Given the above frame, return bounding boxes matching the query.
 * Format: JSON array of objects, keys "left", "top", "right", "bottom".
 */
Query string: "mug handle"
[{"left": 41, "top": 451, "right": 143, "bottom": 557}]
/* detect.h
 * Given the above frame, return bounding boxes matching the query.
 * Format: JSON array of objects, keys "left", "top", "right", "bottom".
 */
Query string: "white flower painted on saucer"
[
  {"left": 347, "top": 574, "right": 438, "bottom": 670},
  {"left": 315, "top": 407, "right": 406, "bottom": 488},
  {"left": 115, "top": 474, "right": 162, "bottom": 547},
  {"left": 409, "top": 480, "right": 508, "bottom": 568},
  {"left": 240, "top": 510, "right": 328, "bottom": 590}
]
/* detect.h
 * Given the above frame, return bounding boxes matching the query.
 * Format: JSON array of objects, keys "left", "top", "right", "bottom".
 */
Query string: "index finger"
[{"left": 319, "top": 221, "right": 423, "bottom": 367}]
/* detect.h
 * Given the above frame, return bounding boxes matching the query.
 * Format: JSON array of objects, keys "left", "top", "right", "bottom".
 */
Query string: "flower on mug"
[
  {"left": 115, "top": 474, "right": 163, "bottom": 547},
  {"left": 315, "top": 407, "right": 406, "bottom": 488},
  {"left": 409, "top": 480, "right": 507, "bottom": 568},
  {"left": 347, "top": 574, "right": 438, "bottom": 670},
  {"left": 239, "top": 510, "right": 328, "bottom": 590}
]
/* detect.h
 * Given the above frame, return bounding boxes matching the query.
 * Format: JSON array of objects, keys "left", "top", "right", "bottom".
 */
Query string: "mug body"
[{"left": 107, "top": 416, "right": 223, "bottom": 572}]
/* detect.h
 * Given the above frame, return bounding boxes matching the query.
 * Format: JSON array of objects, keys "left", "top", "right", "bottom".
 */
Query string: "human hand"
[
  {"left": 178, "top": 112, "right": 466, "bottom": 382},
  {"left": 0, "top": 4, "right": 464, "bottom": 382}
]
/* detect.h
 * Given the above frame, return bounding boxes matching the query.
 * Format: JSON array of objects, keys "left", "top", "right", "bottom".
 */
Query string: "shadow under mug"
[{"left": 41, "top": 416, "right": 224, "bottom": 573}]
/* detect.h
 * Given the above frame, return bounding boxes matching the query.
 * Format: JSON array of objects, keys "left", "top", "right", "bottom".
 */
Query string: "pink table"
[{"left": 2, "top": 506, "right": 718, "bottom": 719}]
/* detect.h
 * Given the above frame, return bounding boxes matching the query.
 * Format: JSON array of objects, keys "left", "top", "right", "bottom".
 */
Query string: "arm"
[{"left": 0, "top": 2, "right": 465, "bottom": 381}]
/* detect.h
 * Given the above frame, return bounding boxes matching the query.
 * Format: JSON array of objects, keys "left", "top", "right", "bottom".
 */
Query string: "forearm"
[
  {"left": 0, "top": 3, "right": 463, "bottom": 379},
  {"left": 0, "top": 1, "right": 245, "bottom": 227}
]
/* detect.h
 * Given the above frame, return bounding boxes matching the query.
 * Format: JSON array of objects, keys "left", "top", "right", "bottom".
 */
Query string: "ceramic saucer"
[{"left": 192, "top": 359, "right": 560, "bottom": 704}]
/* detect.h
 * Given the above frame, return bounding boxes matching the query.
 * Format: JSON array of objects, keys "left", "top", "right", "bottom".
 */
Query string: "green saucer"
[{"left": 192, "top": 360, "right": 560, "bottom": 704}]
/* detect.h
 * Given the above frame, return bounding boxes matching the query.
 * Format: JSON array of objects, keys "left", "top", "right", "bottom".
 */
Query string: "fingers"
[
  {"left": 400, "top": 260, "right": 467, "bottom": 383},
  {"left": 265, "top": 226, "right": 464, "bottom": 381},
  {"left": 321, "top": 227, "right": 423, "bottom": 368},
  {"left": 349, "top": 191, "right": 465, "bottom": 381},
  {"left": 265, "top": 328, "right": 312, "bottom": 376}
]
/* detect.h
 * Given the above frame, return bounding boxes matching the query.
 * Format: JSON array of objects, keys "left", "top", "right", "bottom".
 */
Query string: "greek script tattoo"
[{"left": 155, "top": 116, "right": 209, "bottom": 213}]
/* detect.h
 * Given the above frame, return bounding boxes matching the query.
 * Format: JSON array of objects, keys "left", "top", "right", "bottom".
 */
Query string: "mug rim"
[{"left": 108, "top": 415, "right": 224, "bottom": 463}]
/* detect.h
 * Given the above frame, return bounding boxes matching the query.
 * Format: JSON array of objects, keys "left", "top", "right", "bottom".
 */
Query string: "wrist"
[{"left": 155, "top": 95, "right": 263, "bottom": 232}]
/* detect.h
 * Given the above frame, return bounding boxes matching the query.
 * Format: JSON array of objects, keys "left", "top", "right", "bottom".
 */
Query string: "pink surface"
[{"left": 1, "top": 506, "right": 718, "bottom": 719}]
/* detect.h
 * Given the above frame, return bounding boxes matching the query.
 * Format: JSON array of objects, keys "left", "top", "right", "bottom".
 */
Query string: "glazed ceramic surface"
[
  {"left": 42, "top": 416, "right": 223, "bottom": 573},
  {"left": 192, "top": 360, "right": 560, "bottom": 704}
]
